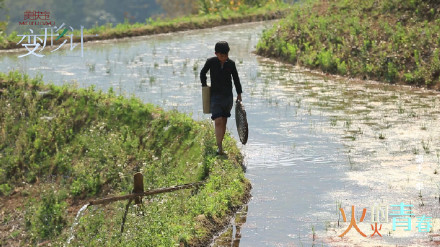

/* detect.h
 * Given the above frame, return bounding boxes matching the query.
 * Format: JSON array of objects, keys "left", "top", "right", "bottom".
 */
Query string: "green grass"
[
  {"left": 0, "top": 71, "right": 250, "bottom": 246},
  {"left": 0, "top": 1, "right": 289, "bottom": 49},
  {"left": 257, "top": 0, "right": 440, "bottom": 88}
]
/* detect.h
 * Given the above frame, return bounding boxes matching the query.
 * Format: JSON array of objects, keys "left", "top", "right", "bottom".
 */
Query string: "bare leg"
[{"left": 214, "top": 117, "right": 227, "bottom": 154}]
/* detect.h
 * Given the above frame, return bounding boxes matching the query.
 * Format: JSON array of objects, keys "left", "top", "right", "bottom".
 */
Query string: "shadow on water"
[{"left": 2, "top": 21, "right": 440, "bottom": 246}]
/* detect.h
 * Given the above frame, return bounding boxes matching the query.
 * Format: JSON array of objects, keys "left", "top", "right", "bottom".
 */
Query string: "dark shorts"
[{"left": 211, "top": 94, "right": 233, "bottom": 120}]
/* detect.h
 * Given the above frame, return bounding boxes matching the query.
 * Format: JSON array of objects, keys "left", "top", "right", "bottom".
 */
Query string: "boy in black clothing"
[{"left": 200, "top": 41, "right": 243, "bottom": 155}]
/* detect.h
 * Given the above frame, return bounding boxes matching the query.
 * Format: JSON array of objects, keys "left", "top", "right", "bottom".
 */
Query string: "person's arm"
[
  {"left": 232, "top": 62, "right": 243, "bottom": 100},
  {"left": 200, "top": 59, "right": 210, "bottom": 87}
]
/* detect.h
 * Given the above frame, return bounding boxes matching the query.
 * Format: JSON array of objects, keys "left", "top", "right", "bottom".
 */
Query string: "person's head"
[{"left": 215, "top": 41, "right": 230, "bottom": 63}]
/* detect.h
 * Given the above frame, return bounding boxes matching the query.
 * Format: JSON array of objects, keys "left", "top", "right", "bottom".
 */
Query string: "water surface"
[{"left": 2, "top": 21, "right": 439, "bottom": 246}]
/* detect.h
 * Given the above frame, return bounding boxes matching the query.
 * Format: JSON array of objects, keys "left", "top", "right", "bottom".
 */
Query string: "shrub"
[{"left": 25, "top": 190, "right": 67, "bottom": 242}]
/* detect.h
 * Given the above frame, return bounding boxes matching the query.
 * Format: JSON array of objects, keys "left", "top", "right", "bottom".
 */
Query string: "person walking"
[{"left": 200, "top": 41, "right": 243, "bottom": 155}]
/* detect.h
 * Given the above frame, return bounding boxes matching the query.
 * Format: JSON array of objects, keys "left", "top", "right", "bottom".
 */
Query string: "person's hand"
[{"left": 237, "top": 94, "right": 242, "bottom": 102}]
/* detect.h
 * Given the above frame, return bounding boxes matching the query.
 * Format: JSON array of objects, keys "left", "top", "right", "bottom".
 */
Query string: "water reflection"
[{"left": 213, "top": 205, "right": 248, "bottom": 247}]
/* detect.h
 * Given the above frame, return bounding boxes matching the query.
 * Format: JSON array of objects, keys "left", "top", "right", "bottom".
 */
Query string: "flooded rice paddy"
[{"left": 1, "top": 21, "right": 440, "bottom": 246}]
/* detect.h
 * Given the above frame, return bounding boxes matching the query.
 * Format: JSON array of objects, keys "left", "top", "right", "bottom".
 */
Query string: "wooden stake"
[{"left": 133, "top": 172, "right": 144, "bottom": 205}]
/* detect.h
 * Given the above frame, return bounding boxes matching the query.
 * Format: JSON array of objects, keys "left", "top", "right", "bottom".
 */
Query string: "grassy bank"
[
  {"left": 257, "top": 0, "right": 440, "bottom": 88},
  {"left": 0, "top": 71, "right": 250, "bottom": 246},
  {"left": 0, "top": 2, "right": 290, "bottom": 50}
]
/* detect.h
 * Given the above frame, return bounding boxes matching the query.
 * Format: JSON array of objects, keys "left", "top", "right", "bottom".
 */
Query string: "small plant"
[
  {"left": 348, "top": 155, "right": 354, "bottom": 169},
  {"left": 344, "top": 119, "right": 351, "bottom": 129},
  {"left": 422, "top": 140, "right": 431, "bottom": 154},
  {"left": 25, "top": 190, "right": 67, "bottom": 242},
  {"left": 408, "top": 111, "right": 417, "bottom": 118},
  {"left": 324, "top": 221, "right": 331, "bottom": 231},
  {"left": 398, "top": 104, "right": 404, "bottom": 114},
  {"left": 379, "top": 132, "right": 385, "bottom": 140},
  {"left": 413, "top": 147, "right": 419, "bottom": 155},
  {"left": 336, "top": 200, "right": 342, "bottom": 227},
  {"left": 0, "top": 183, "right": 11, "bottom": 196},
  {"left": 436, "top": 184, "right": 440, "bottom": 203},
  {"left": 330, "top": 117, "right": 337, "bottom": 126},
  {"left": 87, "top": 63, "right": 96, "bottom": 72}
]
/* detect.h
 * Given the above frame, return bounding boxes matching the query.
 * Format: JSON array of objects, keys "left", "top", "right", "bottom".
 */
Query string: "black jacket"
[{"left": 200, "top": 57, "right": 243, "bottom": 97}]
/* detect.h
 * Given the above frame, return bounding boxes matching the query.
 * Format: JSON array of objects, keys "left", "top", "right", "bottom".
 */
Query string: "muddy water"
[{"left": 2, "top": 21, "right": 440, "bottom": 246}]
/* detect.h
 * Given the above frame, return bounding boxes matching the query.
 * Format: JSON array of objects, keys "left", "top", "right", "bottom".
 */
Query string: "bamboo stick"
[{"left": 88, "top": 181, "right": 205, "bottom": 206}]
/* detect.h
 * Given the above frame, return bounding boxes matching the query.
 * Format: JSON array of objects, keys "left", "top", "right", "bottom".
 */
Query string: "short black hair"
[{"left": 215, "top": 41, "right": 230, "bottom": 54}]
